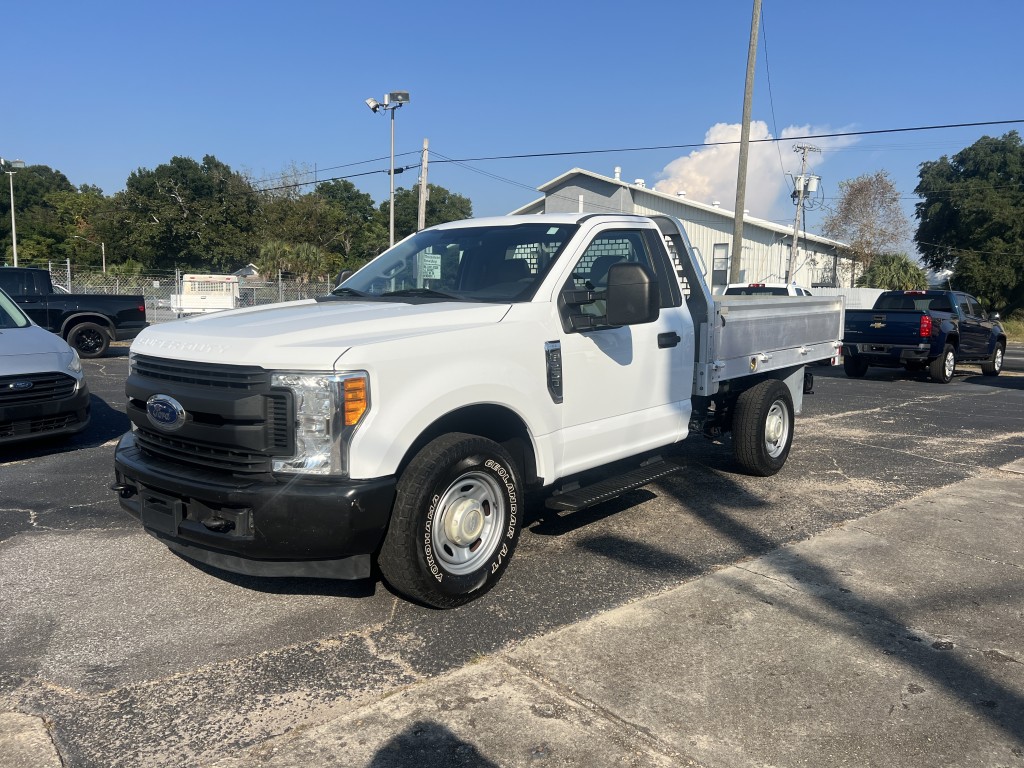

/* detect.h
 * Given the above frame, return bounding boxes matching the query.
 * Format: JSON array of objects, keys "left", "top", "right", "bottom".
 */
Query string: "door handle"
[{"left": 658, "top": 331, "right": 681, "bottom": 349}]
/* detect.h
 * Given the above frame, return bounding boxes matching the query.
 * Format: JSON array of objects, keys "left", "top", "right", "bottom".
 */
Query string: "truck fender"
[{"left": 59, "top": 312, "right": 115, "bottom": 339}]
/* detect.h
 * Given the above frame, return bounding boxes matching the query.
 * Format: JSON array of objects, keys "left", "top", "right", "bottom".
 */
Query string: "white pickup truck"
[{"left": 114, "top": 214, "right": 843, "bottom": 607}]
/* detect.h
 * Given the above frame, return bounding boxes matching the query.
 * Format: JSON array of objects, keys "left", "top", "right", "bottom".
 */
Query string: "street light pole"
[
  {"left": 389, "top": 105, "right": 396, "bottom": 247},
  {"left": 3, "top": 158, "right": 26, "bottom": 267},
  {"left": 365, "top": 92, "right": 410, "bottom": 248}
]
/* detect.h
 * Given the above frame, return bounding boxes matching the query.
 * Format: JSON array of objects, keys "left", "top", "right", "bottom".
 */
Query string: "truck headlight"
[{"left": 271, "top": 371, "right": 369, "bottom": 476}]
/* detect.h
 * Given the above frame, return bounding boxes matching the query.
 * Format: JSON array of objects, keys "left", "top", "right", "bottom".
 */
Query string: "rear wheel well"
[
  {"left": 61, "top": 314, "right": 114, "bottom": 338},
  {"left": 399, "top": 405, "right": 538, "bottom": 485}
]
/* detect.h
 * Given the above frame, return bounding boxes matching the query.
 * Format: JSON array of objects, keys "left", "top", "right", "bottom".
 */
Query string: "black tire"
[
  {"left": 67, "top": 322, "right": 110, "bottom": 358},
  {"left": 843, "top": 355, "right": 869, "bottom": 378},
  {"left": 929, "top": 344, "right": 956, "bottom": 383},
  {"left": 981, "top": 342, "right": 1005, "bottom": 377},
  {"left": 732, "top": 379, "right": 794, "bottom": 477},
  {"left": 378, "top": 433, "right": 523, "bottom": 608}
]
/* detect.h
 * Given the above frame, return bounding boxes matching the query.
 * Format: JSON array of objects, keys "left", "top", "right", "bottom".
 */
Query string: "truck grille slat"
[{"left": 132, "top": 355, "right": 268, "bottom": 390}]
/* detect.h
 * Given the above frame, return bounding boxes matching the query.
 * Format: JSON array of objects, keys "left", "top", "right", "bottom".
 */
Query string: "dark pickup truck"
[
  {"left": 842, "top": 289, "right": 1006, "bottom": 383},
  {"left": 0, "top": 267, "right": 148, "bottom": 358}
]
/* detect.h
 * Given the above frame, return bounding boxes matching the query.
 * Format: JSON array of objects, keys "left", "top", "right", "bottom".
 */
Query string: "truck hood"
[{"left": 131, "top": 299, "right": 512, "bottom": 369}]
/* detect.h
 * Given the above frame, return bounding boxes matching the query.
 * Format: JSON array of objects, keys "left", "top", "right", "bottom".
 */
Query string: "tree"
[
  {"left": 0, "top": 165, "right": 78, "bottom": 266},
  {"left": 387, "top": 184, "right": 473, "bottom": 242},
  {"left": 915, "top": 131, "right": 1024, "bottom": 314},
  {"left": 823, "top": 170, "right": 909, "bottom": 286},
  {"left": 855, "top": 252, "right": 928, "bottom": 290},
  {"left": 107, "top": 155, "right": 262, "bottom": 271}
]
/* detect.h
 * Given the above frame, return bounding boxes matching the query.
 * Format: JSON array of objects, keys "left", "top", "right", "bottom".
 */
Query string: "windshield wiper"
[
  {"left": 330, "top": 287, "right": 367, "bottom": 297},
  {"left": 380, "top": 288, "right": 460, "bottom": 300}
]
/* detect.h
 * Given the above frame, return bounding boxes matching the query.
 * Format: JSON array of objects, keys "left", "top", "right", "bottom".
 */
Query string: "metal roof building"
[{"left": 510, "top": 168, "right": 851, "bottom": 289}]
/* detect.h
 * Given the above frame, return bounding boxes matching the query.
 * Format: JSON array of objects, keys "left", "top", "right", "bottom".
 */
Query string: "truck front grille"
[{"left": 129, "top": 356, "right": 293, "bottom": 474}]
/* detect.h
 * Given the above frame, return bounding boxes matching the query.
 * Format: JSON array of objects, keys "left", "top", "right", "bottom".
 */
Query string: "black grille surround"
[{"left": 127, "top": 355, "right": 294, "bottom": 475}]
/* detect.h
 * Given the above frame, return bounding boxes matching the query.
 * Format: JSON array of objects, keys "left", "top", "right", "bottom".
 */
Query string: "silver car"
[{"left": 0, "top": 287, "right": 90, "bottom": 444}]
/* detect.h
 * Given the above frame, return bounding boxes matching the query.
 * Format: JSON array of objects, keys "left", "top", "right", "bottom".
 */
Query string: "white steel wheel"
[{"left": 431, "top": 470, "right": 506, "bottom": 576}]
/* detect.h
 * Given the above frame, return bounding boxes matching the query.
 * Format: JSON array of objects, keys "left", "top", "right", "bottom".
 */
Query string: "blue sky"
[{"left": 7, "top": 1, "right": 1023, "bottom": 251}]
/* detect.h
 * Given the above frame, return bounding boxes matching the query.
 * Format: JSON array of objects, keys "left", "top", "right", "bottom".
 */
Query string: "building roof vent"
[
  {"left": 712, "top": 200, "right": 721, "bottom": 207},
  {"left": 677, "top": 191, "right": 686, "bottom": 197},
  {"left": 614, "top": 166, "right": 621, "bottom": 181},
  {"left": 634, "top": 179, "right": 646, "bottom": 188}
]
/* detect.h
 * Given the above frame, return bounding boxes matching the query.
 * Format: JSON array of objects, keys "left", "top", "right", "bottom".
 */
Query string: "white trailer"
[{"left": 170, "top": 274, "right": 240, "bottom": 317}]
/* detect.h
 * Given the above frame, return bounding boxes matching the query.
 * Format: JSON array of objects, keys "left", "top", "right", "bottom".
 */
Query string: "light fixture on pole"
[
  {"left": 73, "top": 235, "right": 107, "bottom": 273},
  {"left": 365, "top": 91, "right": 410, "bottom": 247},
  {"left": 2, "top": 158, "right": 26, "bottom": 267}
]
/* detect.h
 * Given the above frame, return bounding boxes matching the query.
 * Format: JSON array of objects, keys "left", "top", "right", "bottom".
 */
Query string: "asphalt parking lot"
[{"left": 1, "top": 345, "right": 1023, "bottom": 767}]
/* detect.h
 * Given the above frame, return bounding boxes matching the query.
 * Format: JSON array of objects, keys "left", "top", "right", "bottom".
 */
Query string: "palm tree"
[{"left": 856, "top": 252, "right": 928, "bottom": 290}]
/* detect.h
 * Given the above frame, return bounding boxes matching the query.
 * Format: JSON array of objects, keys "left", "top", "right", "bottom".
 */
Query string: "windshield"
[
  {"left": 334, "top": 222, "right": 579, "bottom": 302},
  {"left": 0, "top": 289, "right": 30, "bottom": 329}
]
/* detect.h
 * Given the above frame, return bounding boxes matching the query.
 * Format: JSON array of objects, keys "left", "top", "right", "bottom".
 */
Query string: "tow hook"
[{"left": 110, "top": 483, "right": 136, "bottom": 499}]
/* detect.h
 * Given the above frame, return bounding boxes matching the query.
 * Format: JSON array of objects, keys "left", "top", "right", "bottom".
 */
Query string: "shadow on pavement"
[
  {"left": 368, "top": 721, "right": 500, "bottom": 768},
  {"left": 637, "top": 469, "right": 1024, "bottom": 745}
]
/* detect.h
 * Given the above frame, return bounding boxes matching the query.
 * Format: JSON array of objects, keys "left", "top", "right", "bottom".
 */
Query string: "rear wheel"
[
  {"left": 732, "top": 379, "right": 794, "bottom": 477},
  {"left": 981, "top": 342, "right": 1004, "bottom": 377},
  {"left": 929, "top": 344, "right": 956, "bottom": 383},
  {"left": 378, "top": 433, "right": 523, "bottom": 608},
  {"left": 843, "top": 355, "right": 869, "bottom": 378},
  {"left": 67, "top": 322, "right": 110, "bottom": 358}
]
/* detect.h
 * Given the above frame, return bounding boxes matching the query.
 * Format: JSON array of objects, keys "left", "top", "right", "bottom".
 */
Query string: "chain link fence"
[{"left": 43, "top": 262, "right": 334, "bottom": 324}]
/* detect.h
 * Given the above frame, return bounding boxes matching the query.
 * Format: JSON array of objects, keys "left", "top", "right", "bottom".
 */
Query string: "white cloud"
[{"left": 653, "top": 121, "right": 859, "bottom": 220}]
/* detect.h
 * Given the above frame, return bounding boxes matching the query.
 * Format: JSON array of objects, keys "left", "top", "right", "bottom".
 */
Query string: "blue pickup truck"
[{"left": 842, "top": 289, "right": 1006, "bottom": 383}]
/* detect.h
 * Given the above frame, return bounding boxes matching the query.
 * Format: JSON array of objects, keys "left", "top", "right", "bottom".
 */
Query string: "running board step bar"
[{"left": 545, "top": 460, "right": 681, "bottom": 513}]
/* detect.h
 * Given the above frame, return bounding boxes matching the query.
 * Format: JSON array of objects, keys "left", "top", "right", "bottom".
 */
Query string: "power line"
[{"left": 426, "top": 119, "right": 1024, "bottom": 165}]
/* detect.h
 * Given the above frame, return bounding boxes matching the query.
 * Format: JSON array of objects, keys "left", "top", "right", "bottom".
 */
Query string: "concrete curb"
[{"left": 0, "top": 712, "right": 62, "bottom": 768}]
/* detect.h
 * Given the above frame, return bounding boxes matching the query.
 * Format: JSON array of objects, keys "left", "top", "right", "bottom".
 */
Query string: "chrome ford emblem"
[
  {"left": 10, "top": 381, "right": 34, "bottom": 391},
  {"left": 146, "top": 394, "right": 187, "bottom": 432}
]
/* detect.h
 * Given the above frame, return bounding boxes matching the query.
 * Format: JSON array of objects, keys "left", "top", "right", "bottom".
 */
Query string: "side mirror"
[
  {"left": 605, "top": 262, "right": 660, "bottom": 325},
  {"left": 335, "top": 269, "right": 354, "bottom": 287},
  {"left": 990, "top": 311, "right": 1001, "bottom": 321}
]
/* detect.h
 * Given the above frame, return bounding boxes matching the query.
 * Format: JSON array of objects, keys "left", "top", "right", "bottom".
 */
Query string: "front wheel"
[
  {"left": 981, "top": 342, "right": 1005, "bottom": 377},
  {"left": 378, "top": 433, "right": 523, "bottom": 608},
  {"left": 732, "top": 379, "right": 794, "bottom": 477},
  {"left": 67, "top": 322, "right": 110, "bottom": 358},
  {"left": 929, "top": 344, "right": 956, "bottom": 383}
]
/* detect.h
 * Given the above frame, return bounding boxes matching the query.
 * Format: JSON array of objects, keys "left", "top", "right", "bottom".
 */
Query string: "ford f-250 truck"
[
  {"left": 113, "top": 214, "right": 844, "bottom": 608},
  {"left": 842, "top": 289, "right": 1006, "bottom": 383},
  {"left": 0, "top": 267, "right": 149, "bottom": 358}
]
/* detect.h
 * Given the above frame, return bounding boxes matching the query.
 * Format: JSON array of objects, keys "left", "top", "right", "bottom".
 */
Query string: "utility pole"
[
  {"left": 417, "top": 138, "right": 429, "bottom": 232},
  {"left": 787, "top": 144, "right": 820, "bottom": 283},
  {"left": 729, "top": 0, "right": 762, "bottom": 285}
]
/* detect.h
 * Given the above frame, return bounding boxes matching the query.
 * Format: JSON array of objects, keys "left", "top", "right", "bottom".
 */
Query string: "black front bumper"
[
  {"left": 114, "top": 432, "right": 396, "bottom": 579},
  {"left": 0, "top": 382, "right": 91, "bottom": 445}
]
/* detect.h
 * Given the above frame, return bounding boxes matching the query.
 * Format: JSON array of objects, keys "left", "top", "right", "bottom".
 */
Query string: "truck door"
[
  {"left": 956, "top": 293, "right": 988, "bottom": 357},
  {"left": 553, "top": 227, "right": 694, "bottom": 476},
  {"left": 0, "top": 270, "right": 49, "bottom": 328}
]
